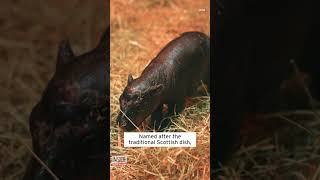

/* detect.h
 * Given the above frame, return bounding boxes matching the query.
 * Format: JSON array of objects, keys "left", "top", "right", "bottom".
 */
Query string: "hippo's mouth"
[{"left": 116, "top": 110, "right": 145, "bottom": 131}]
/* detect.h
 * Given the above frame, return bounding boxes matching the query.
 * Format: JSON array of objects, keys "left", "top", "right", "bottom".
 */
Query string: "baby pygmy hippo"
[{"left": 117, "top": 32, "right": 210, "bottom": 131}]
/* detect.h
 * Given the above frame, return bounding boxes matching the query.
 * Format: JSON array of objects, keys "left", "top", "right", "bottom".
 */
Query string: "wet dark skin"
[
  {"left": 117, "top": 32, "right": 210, "bottom": 131},
  {"left": 23, "top": 28, "right": 109, "bottom": 180}
]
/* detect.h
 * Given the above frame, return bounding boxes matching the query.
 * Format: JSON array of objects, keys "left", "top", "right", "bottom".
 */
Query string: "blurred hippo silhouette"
[{"left": 23, "top": 27, "right": 109, "bottom": 180}]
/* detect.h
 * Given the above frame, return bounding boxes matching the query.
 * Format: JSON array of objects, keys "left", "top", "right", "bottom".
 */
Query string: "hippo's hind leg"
[
  {"left": 203, "top": 73, "right": 210, "bottom": 94},
  {"left": 193, "top": 78, "right": 210, "bottom": 97},
  {"left": 175, "top": 100, "right": 185, "bottom": 114},
  {"left": 168, "top": 100, "right": 185, "bottom": 116},
  {"left": 200, "top": 66, "right": 210, "bottom": 95},
  {"left": 151, "top": 104, "right": 163, "bottom": 131}
]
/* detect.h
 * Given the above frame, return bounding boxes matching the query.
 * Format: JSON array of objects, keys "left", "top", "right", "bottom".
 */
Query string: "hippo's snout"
[{"left": 116, "top": 111, "right": 137, "bottom": 131}]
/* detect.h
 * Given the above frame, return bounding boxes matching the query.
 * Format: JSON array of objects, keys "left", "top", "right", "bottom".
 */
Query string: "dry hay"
[{"left": 216, "top": 110, "right": 320, "bottom": 180}]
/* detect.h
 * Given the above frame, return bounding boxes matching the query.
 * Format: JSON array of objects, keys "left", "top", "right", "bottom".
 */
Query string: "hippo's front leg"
[
  {"left": 156, "top": 100, "right": 185, "bottom": 131},
  {"left": 151, "top": 104, "right": 163, "bottom": 130}
]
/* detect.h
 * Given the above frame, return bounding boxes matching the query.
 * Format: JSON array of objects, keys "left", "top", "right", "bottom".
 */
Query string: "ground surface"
[
  {"left": 110, "top": 0, "right": 210, "bottom": 179},
  {"left": 0, "top": 1, "right": 106, "bottom": 179}
]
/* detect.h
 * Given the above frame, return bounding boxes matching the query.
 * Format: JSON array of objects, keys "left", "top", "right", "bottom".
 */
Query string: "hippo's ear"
[
  {"left": 127, "top": 74, "right": 134, "bottom": 84},
  {"left": 144, "top": 84, "right": 163, "bottom": 96},
  {"left": 56, "top": 40, "right": 75, "bottom": 69}
]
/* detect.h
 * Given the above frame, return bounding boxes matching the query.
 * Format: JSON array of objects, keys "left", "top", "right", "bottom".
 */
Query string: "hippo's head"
[
  {"left": 117, "top": 75, "right": 163, "bottom": 131},
  {"left": 23, "top": 28, "right": 109, "bottom": 180}
]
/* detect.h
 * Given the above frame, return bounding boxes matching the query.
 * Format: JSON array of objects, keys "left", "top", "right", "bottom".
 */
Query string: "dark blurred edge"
[
  {"left": 105, "top": 0, "right": 111, "bottom": 179},
  {"left": 210, "top": 0, "right": 216, "bottom": 178}
]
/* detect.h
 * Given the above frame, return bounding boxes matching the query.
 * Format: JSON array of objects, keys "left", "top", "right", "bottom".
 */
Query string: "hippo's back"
[
  {"left": 149, "top": 32, "right": 209, "bottom": 69},
  {"left": 142, "top": 32, "right": 210, "bottom": 100},
  {"left": 142, "top": 31, "right": 209, "bottom": 76}
]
